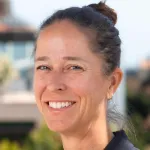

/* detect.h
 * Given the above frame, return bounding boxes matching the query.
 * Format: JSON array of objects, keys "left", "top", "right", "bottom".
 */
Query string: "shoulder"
[{"left": 104, "top": 130, "right": 139, "bottom": 150}]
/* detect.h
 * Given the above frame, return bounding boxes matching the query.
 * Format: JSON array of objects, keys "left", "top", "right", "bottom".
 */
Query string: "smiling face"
[{"left": 34, "top": 20, "right": 114, "bottom": 134}]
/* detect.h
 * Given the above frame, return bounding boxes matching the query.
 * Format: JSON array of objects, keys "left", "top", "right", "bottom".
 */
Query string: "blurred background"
[{"left": 0, "top": 0, "right": 149, "bottom": 149}]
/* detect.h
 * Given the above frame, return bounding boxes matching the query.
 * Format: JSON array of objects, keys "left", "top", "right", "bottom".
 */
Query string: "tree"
[
  {"left": 0, "top": 139, "right": 21, "bottom": 150},
  {"left": 23, "top": 123, "right": 63, "bottom": 150}
]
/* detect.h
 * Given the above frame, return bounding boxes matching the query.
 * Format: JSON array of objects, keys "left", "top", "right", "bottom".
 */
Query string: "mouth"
[{"left": 45, "top": 101, "right": 76, "bottom": 110}]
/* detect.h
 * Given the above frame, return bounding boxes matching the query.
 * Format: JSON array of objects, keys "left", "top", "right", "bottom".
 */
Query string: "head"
[{"left": 33, "top": 1, "right": 123, "bottom": 134}]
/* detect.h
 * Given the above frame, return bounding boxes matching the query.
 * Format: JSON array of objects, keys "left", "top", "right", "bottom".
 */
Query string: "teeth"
[
  {"left": 66, "top": 102, "right": 69, "bottom": 107},
  {"left": 49, "top": 102, "right": 74, "bottom": 109},
  {"left": 56, "top": 102, "right": 61, "bottom": 109},
  {"left": 53, "top": 102, "right": 56, "bottom": 108},
  {"left": 62, "top": 102, "right": 66, "bottom": 107}
]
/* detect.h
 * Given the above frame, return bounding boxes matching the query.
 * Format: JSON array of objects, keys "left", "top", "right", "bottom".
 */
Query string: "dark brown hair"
[
  {"left": 88, "top": 2, "right": 117, "bottom": 25},
  {"left": 35, "top": 1, "right": 121, "bottom": 76}
]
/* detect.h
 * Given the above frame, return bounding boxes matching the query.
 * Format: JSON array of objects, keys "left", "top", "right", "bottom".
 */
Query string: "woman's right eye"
[{"left": 36, "top": 65, "right": 51, "bottom": 71}]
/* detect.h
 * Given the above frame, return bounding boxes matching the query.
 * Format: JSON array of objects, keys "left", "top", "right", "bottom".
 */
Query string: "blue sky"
[{"left": 10, "top": 0, "right": 150, "bottom": 69}]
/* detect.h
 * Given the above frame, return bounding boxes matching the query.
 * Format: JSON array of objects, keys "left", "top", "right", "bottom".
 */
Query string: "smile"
[{"left": 47, "top": 101, "right": 76, "bottom": 109}]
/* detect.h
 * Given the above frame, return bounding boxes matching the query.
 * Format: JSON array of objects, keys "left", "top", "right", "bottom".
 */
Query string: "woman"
[{"left": 33, "top": 1, "right": 138, "bottom": 149}]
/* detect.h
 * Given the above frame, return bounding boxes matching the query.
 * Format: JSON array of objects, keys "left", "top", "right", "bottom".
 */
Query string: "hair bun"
[{"left": 88, "top": 1, "right": 117, "bottom": 25}]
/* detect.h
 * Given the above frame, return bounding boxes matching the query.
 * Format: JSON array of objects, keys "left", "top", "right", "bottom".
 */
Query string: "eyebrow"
[
  {"left": 63, "top": 56, "right": 87, "bottom": 62},
  {"left": 35, "top": 56, "right": 87, "bottom": 62},
  {"left": 35, "top": 56, "right": 49, "bottom": 62}
]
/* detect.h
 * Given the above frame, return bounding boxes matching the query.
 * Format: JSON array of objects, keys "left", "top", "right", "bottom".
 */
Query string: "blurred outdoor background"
[{"left": 0, "top": 0, "right": 150, "bottom": 150}]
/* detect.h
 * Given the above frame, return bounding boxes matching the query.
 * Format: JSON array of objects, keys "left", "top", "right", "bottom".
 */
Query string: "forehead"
[
  {"left": 36, "top": 20, "right": 94, "bottom": 57},
  {"left": 37, "top": 20, "right": 88, "bottom": 46}
]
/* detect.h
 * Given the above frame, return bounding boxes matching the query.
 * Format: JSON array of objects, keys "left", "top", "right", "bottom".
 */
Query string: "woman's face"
[{"left": 34, "top": 20, "right": 113, "bottom": 133}]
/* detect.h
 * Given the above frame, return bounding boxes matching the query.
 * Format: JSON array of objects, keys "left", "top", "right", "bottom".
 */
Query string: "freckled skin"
[{"left": 34, "top": 20, "right": 123, "bottom": 142}]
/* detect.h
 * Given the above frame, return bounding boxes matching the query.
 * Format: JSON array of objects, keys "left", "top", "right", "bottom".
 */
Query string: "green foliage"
[
  {"left": 0, "top": 139, "right": 21, "bottom": 150},
  {"left": 127, "top": 114, "right": 146, "bottom": 150},
  {"left": 23, "top": 123, "right": 63, "bottom": 150},
  {"left": 127, "top": 91, "right": 150, "bottom": 150},
  {"left": 0, "top": 123, "right": 63, "bottom": 150}
]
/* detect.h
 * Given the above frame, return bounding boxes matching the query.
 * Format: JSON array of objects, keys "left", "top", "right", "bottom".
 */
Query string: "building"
[{"left": 0, "top": 0, "right": 42, "bottom": 142}]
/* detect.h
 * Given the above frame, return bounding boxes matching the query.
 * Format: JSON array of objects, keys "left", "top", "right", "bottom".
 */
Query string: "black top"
[{"left": 104, "top": 130, "right": 139, "bottom": 150}]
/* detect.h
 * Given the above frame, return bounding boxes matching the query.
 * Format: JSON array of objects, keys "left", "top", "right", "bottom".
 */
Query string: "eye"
[
  {"left": 68, "top": 65, "right": 84, "bottom": 71},
  {"left": 36, "top": 65, "right": 51, "bottom": 71}
]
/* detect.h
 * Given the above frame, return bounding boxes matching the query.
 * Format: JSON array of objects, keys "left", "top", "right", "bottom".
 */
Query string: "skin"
[{"left": 34, "top": 20, "right": 123, "bottom": 150}]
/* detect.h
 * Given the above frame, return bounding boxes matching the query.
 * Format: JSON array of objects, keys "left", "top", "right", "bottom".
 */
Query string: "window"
[
  {"left": 0, "top": 42, "right": 6, "bottom": 53},
  {"left": 13, "top": 42, "right": 26, "bottom": 60}
]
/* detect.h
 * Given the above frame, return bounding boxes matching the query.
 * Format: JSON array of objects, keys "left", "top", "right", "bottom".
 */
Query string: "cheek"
[
  {"left": 71, "top": 73, "right": 106, "bottom": 93},
  {"left": 67, "top": 74, "right": 91, "bottom": 94},
  {"left": 71, "top": 74, "right": 108, "bottom": 118},
  {"left": 34, "top": 74, "right": 46, "bottom": 112},
  {"left": 69, "top": 74, "right": 108, "bottom": 121}
]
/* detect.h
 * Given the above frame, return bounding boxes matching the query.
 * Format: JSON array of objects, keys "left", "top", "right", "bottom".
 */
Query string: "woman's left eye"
[{"left": 68, "top": 65, "right": 84, "bottom": 71}]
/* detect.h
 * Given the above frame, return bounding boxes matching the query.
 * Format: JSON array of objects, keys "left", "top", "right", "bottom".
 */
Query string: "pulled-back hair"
[{"left": 35, "top": 1, "right": 121, "bottom": 76}]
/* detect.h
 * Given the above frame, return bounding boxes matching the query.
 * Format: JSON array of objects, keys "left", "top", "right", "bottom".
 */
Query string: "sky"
[{"left": 10, "top": 0, "right": 150, "bottom": 69}]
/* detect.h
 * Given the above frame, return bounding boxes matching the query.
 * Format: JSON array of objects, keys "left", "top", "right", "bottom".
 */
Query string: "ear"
[{"left": 107, "top": 68, "right": 123, "bottom": 100}]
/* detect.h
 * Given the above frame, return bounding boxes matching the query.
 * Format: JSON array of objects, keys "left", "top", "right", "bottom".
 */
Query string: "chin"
[{"left": 45, "top": 119, "right": 73, "bottom": 134}]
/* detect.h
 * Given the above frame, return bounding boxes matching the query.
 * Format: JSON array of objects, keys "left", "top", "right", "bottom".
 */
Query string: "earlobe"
[{"left": 107, "top": 92, "right": 114, "bottom": 101}]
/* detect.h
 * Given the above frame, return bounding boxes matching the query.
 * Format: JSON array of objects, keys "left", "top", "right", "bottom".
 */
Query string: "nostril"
[{"left": 47, "top": 83, "right": 67, "bottom": 92}]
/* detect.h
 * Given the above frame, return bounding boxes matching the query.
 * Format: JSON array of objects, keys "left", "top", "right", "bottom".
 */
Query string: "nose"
[{"left": 46, "top": 72, "right": 67, "bottom": 92}]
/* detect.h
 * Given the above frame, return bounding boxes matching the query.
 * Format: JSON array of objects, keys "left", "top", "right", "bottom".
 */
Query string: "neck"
[{"left": 60, "top": 115, "right": 113, "bottom": 150}]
